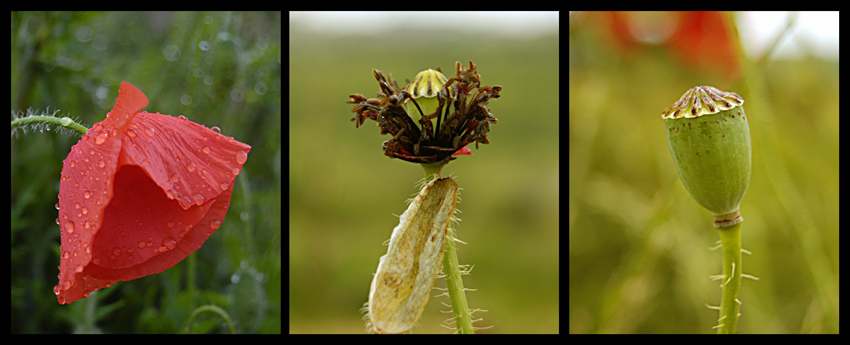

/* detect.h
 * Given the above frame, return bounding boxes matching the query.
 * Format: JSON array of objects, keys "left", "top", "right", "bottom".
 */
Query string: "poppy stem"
[
  {"left": 716, "top": 221, "right": 743, "bottom": 334},
  {"left": 11, "top": 114, "right": 89, "bottom": 136},
  {"left": 441, "top": 227, "right": 475, "bottom": 334},
  {"left": 420, "top": 161, "right": 445, "bottom": 180},
  {"left": 419, "top": 162, "right": 475, "bottom": 334},
  {"left": 186, "top": 305, "right": 235, "bottom": 334}
]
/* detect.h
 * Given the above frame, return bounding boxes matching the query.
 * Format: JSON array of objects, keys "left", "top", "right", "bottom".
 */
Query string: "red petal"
[
  {"left": 55, "top": 82, "right": 251, "bottom": 304},
  {"left": 452, "top": 146, "right": 472, "bottom": 156}
]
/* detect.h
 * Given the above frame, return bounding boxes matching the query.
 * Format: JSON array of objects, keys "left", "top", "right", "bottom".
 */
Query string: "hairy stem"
[
  {"left": 11, "top": 115, "right": 89, "bottom": 136},
  {"left": 420, "top": 166, "right": 474, "bottom": 334},
  {"left": 716, "top": 222, "right": 743, "bottom": 334},
  {"left": 442, "top": 232, "right": 474, "bottom": 334}
]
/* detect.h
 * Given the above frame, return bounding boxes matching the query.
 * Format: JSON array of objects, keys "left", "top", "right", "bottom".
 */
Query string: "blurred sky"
[
  {"left": 291, "top": 11, "right": 559, "bottom": 39},
  {"left": 737, "top": 12, "right": 838, "bottom": 60}
]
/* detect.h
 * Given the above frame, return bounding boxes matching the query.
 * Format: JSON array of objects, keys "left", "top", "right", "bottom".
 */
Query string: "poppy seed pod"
[
  {"left": 662, "top": 86, "right": 751, "bottom": 228},
  {"left": 403, "top": 68, "right": 454, "bottom": 121}
]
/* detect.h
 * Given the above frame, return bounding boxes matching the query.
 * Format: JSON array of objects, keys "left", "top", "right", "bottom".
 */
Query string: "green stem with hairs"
[
  {"left": 11, "top": 115, "right": 89, "bottom": 136},
  {"left": 421, "top": 162, "right": 444, "bottom": 180},
  {"left": 716, "top": 222, "right": 743, "bottom": 334},
  {"left": 421, "top": 163, "right": 474, "bottom": 334},
  {"left": 442, "top": 230, "right": 474, "bottom": 334}
]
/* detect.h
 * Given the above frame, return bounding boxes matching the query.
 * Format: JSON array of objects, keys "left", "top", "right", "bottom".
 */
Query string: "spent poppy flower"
[
  {"left": 346, "top": 62, "right": 503, "bottom": 333},
  {"left": 345, "top": 61, "right": 500, "bottom": 166},
  {"left": 54, "top": 82, "right": 251, "bottom": 304}
]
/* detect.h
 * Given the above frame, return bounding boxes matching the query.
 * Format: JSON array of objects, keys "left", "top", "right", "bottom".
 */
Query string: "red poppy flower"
[{"left": 54, "top": 82, "right": 251, "bottom": 304}]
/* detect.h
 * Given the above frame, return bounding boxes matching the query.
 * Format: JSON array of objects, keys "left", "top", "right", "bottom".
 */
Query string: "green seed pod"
[{"left": 662, "top": 86, "right": 751, "bottom": 228}]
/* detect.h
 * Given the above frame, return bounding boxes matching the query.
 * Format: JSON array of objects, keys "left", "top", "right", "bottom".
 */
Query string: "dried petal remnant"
[{"left": 368, "top": 177, "right": 459, "bottom": 334}]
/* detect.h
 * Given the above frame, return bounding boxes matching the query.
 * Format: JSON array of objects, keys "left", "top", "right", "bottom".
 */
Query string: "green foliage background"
[
  {"left": 569, "top": 13, "right": 839, "bottom": 334},
  {"left": 11, "top": 11, "right": 281, "bottom": 333}
]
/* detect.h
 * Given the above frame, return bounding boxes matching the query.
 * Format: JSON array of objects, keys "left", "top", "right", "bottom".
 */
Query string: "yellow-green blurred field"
[
  {"left": 569, "top": 12, "right": 838, "bottom": 334},
  {"left": 289, "top": 23, "right": 560, "bottom": 333}
]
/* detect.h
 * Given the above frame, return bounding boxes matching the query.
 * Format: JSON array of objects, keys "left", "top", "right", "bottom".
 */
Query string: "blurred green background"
[
  {"left": 289, "top": 13, "right": 560, "bottom": 333},
  {"left": 569, "top": 12, "right": 838, "bottom": 334},
  {"left": 11, "top": 12, "right": 281, "bottom": 333}
]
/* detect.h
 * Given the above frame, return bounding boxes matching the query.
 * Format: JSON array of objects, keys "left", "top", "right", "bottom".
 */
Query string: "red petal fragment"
[
  {"left": 111, "top": 82, "right": 149, "bottom": 125},
  {"left": 452, "top": 146, "right": 472, "bottom": 156},
  {"left": 55, "top": 82, "right": 250, "bottom": 304}
]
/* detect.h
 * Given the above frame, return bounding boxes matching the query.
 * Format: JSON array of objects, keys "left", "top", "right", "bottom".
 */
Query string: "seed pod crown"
[{"left": 662, "top": 86, "right": 744, "bottom": 120}]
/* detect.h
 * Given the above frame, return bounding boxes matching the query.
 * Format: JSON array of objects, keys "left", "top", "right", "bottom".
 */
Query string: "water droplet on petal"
[
  {"left": 236, "top": 151, "right": 248, "bottom": 164},
  {"left": 65, "top": 221, "right": 75, "bottom": 234},
  {"left": 95, "top": 131, "right": 108, "bottom": 144},
  {"left": 210, "top": 219, "right": 221, "bottom": 229},
  {"left": 187, "top": 162, "right": 196, "bottom": 172},
  {"left": 163, "top": 237, "right": 177, "bottom": 250},
  {"left": 202, "top": 146, "right": 210, "bottom": 154},
  {"left": 179, "top": 224, "right": 193, "bottom": 238},
  {"left": 193, "top": 193, "right": 205, "bottom": 206},
  {"left": 211, "top": 126, "right": 221, "bottom": 134}
]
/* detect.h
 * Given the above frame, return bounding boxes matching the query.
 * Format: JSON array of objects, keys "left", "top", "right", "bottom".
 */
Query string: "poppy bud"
[{"left": 662, "top": 86, "right": 751, "bottom": 227}]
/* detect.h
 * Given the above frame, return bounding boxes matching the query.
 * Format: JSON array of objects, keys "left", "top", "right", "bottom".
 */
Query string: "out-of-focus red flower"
[
  {"left": 592, "top": 11, "right": 741, "bottom": 81},
  {"left": 54, "top": 82, "right": 251, "bottom": 304},
  {"left": 665, "top": 12, "right": 740, "bottom": 81}
]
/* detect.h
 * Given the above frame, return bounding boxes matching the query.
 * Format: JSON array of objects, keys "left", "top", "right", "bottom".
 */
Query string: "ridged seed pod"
[{"left": 662, "top": 86, "right": 752, "bottom": 227}]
